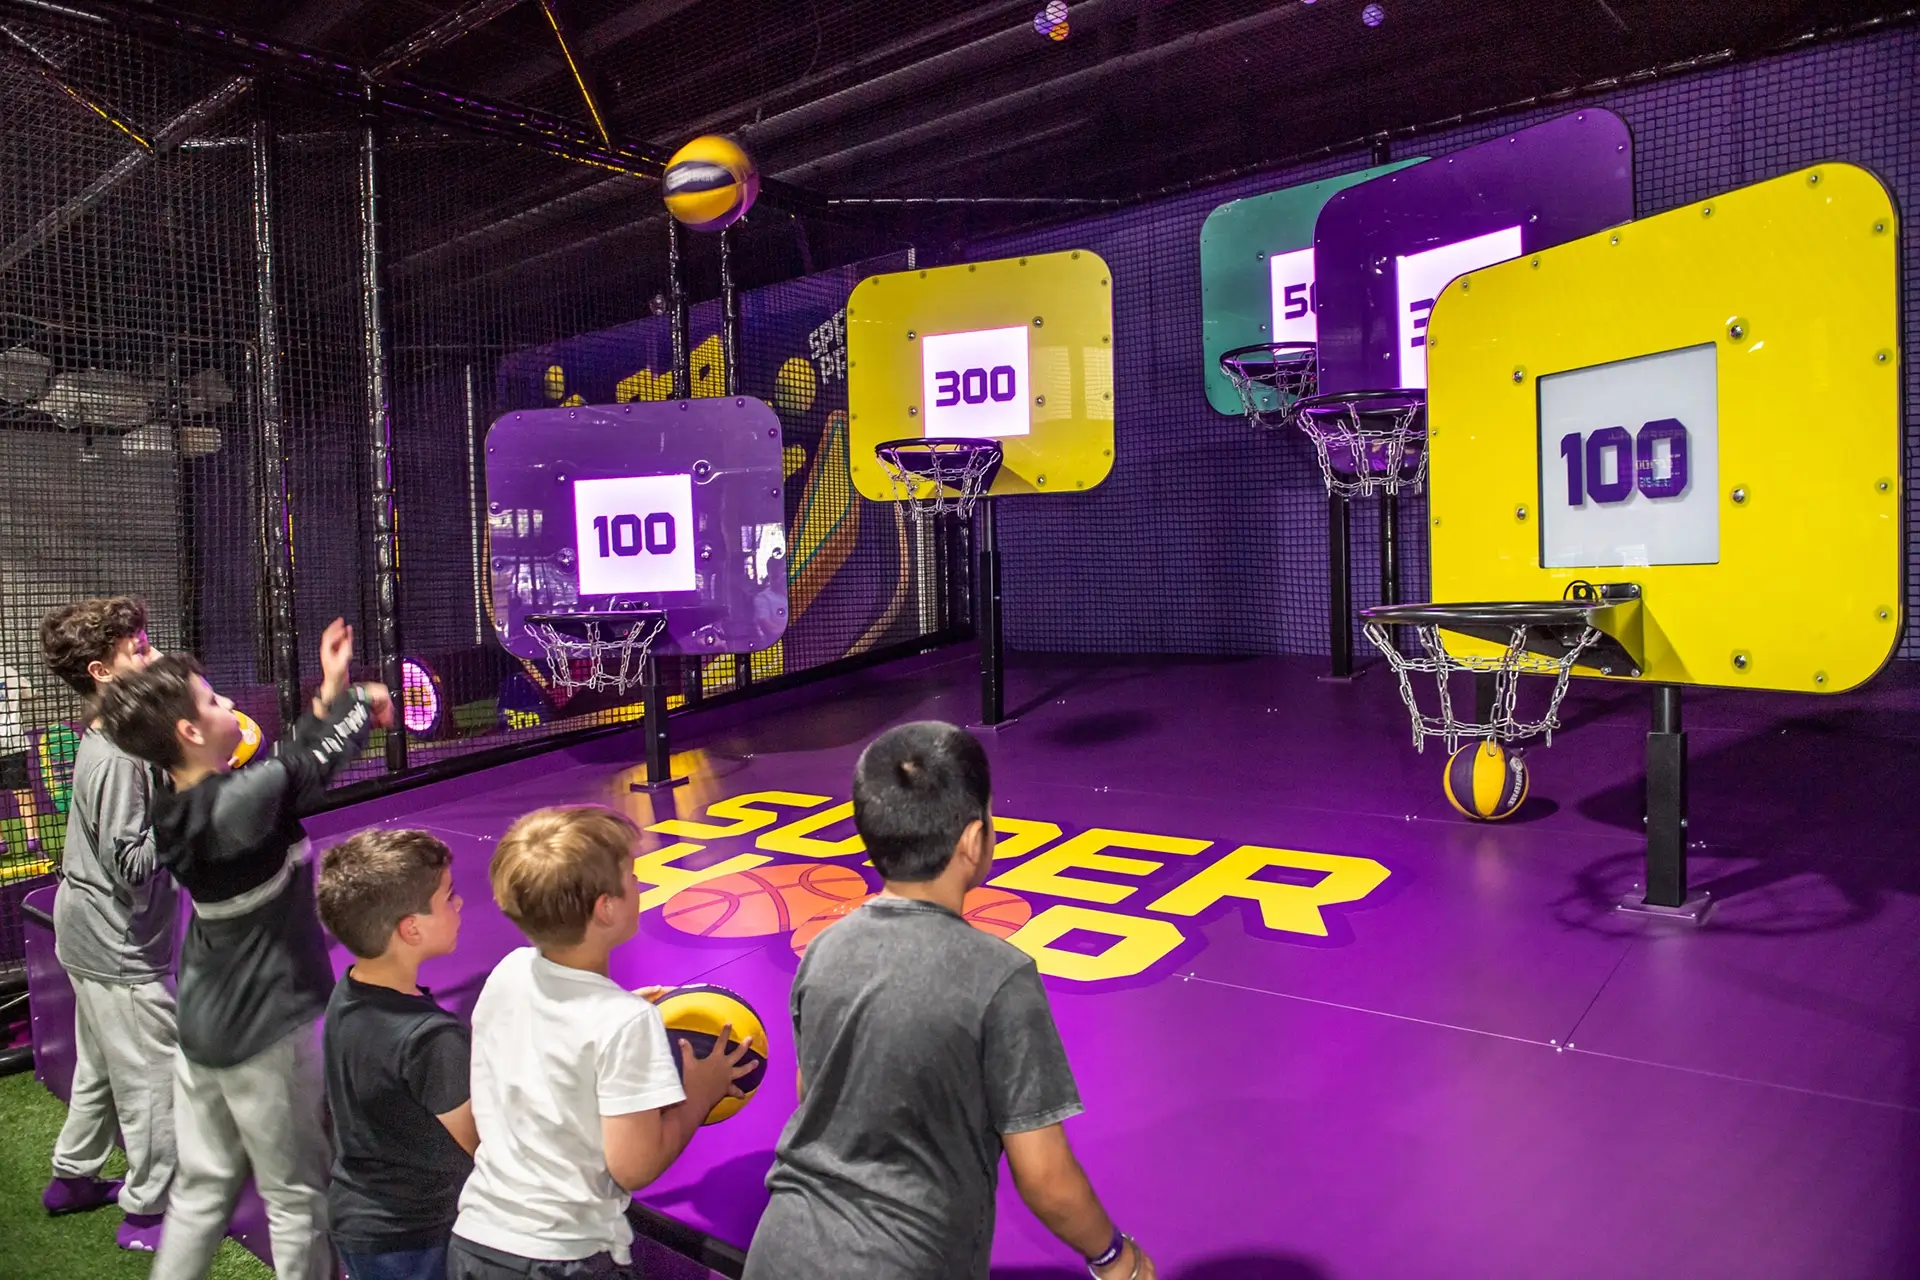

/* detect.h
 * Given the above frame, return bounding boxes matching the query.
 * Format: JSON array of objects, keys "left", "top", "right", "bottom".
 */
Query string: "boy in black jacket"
[{"left": 99, "top": 619, "right": 392, "bottom": 1280}]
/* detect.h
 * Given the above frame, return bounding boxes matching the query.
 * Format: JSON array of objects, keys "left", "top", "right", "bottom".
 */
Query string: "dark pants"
[
  {"left": 338, "top": 1242, "right": 449, "bottom": 1280},
  {"left": 446, "top": 1236, "right": 638, "bottom": 1279}
]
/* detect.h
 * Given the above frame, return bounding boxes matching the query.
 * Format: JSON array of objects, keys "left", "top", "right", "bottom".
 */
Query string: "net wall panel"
[
  {"left": 970, "top": 26, "right": 1919, "bottom": 661},
  {"left": 0, "top": 18, "right": 257, "bottom": 959}
]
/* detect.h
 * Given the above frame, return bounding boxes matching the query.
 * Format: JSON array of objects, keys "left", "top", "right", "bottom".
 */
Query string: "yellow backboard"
[
  {"left": 1425, "top": 163, "right": 1902, "bottom": 693},
  {"left": 847, "top": 251, "right": 1115, "bottom": 500}
]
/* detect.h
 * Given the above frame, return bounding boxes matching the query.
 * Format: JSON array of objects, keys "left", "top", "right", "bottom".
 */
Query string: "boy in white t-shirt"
[{"left": 451, "top": 805, "right": 755, "bottom": 1279}]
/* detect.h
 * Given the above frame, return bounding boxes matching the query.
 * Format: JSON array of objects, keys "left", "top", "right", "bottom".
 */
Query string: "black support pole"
[
  {"left": 634, "top": 653, "right": 682, "bottom": 792},
  {"left": 1328, "top": 492, "right": 1354, "bottom": 678},
  {"left": 359, "top": 80, "right": 406, "bottom": 774},
  {"left": 719, "top": 225, "right": 741, "bottom": 398},
  {"left": 976, "top": 498, "right": 1005, "bottom": 727},
  {"left": 1643, "top": 684, "right": 1688, "bottom": 907},
  {"left": 666, "top": 218, "right": 701, "bottom": 708},
  {"left": 1379, "top": 490, "right": 1400, "bottom": 616},
  {"left": 464, "top": 364, "right": 487, "bottom": 647},
  {"left": 667, "top": 219, "right": 690, "bottom": 399},
  {"left": 250, "top": 95, "right": 300, "bottom": 734},
  {"left": 719, "top": 223, "right": 747, "bottom": 693}
]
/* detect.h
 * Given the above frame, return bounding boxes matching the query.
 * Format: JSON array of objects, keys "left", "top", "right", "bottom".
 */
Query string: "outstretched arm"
[{"left": 1004, "top": 1126, "right": 1153, "bottom": 1279}]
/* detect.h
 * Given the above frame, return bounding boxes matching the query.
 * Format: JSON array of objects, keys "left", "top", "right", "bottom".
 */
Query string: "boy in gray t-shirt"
[
  {"left": 744, "top": 722, "right": 1156, "bottom": 1280},
  {"left": 39, "top": 596, "right": 176, "bottom": 1251}
]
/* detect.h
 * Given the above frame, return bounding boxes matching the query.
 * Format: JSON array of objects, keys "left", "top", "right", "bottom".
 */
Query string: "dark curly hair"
[{"left": 40, "top": 596, "right": 149, "bottom": 698}]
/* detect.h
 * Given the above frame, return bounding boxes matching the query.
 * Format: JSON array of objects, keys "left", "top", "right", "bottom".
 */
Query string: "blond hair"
[{"left": 489, "top": 805, "right": 637, "bottom": 946}]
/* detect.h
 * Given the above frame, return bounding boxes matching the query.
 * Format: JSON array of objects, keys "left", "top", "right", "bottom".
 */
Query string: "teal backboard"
[{"left": 1199, "top": 161, "right": 1424, "bottom": 417}]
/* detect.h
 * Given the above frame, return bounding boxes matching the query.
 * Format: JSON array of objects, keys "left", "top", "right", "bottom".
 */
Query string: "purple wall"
[{"left": 965, "top": 28, "right": 1918, "bottom": 662}]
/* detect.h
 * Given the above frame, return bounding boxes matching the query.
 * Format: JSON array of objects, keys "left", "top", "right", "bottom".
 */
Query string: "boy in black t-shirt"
[
  {"left": 99, "top": 618, "right": 392, "bottom": 1280},
  {"left": 318, "top": 828, "right": 475, "bottom": 1280}
]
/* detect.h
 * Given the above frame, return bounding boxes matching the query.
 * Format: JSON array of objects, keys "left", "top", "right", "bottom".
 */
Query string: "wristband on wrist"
[{"left": 1088, "top": 1229, "right": 1126, "bottom": 1269}]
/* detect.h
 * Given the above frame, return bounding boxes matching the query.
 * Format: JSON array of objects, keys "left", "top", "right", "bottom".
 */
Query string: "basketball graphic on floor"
[
  {"left": 788, "top": 886, "right": 1033, "bottom": 957},
  {"left": 663, "top": 863, "right": 872, "bottom": 938}
]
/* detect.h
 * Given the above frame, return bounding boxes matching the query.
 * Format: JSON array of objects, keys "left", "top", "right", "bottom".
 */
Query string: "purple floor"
[{"left": 303, "top": 646, "right": 1920, "bottom": 1280}]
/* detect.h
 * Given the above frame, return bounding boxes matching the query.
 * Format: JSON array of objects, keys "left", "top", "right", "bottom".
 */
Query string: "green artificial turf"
[{"left": 0, "top": 1071, "right": 272, "bottom": 1280}]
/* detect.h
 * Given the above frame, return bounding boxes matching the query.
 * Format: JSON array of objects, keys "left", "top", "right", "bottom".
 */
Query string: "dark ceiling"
[{"left": 158, "top": 0, "right": 1916, "bottom": 202}]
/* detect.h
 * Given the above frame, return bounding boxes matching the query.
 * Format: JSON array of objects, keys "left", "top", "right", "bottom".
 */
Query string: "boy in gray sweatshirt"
[{"left": 38, "top": 595, "right": 174, "bottom": 1251}]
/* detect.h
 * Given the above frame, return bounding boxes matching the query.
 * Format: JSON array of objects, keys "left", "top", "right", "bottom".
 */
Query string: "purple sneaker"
[
  {"left": 117, "top": 1212, "right": 165, "bottom": 1251},
  {"left": 42, "top": 1175, "right": 122, "bottom": 1215}
]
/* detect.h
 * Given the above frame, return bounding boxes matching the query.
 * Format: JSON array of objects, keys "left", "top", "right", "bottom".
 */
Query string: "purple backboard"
[
  {"left": 1313, "top": 110, "right": 1634, "bottom": 395},
  {"left": 486, "top": 398, "right": 788, "bottom": 660}
]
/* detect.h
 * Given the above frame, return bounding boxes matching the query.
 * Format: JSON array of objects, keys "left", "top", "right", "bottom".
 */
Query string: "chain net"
[
  {"left": 1364, "top": 617, "right": 1602, "bottom": 754},
  {"left": 875, "top": 438, "right": 1003, "bottom": 521},
  {"left": 1294, "top": 390, "right": 1428, "bottom": 498},
  {"left": 1219, "top": 342, "right": 1318, "bottom": 430},
  {"left": 527, "top": 613, "right": 667, "bottom": 696}
]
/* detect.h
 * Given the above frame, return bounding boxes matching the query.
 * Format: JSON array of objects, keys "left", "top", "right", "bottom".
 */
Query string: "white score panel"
[
  {"left": 573, "top": 473, "right": 698, "bottom": 595},
  {"left": 1537, "top": 343, "right": 1719, "bottom": 569},
  {"left": 921, "top": 325, "right": 1031, "bottom": 439},
  {"left": 1268, "top": 246, "right": 1318, "bottom": 345},
  {"left": 1394, "top": 225, "right": 1524, "bottom": 388}
]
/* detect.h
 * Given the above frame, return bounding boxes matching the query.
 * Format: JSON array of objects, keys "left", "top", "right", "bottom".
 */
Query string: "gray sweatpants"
[
  {"left": 50, "top": 974, "right": 178, "bottom": 1215},
  {"left": 149, "top": 1021, "right": 332, "bottom": 1280}
]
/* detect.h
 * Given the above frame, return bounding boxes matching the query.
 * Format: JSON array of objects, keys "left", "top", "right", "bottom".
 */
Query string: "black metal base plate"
[{"left": 1615, "top": 886, "right": 1713, "bottom": 924}]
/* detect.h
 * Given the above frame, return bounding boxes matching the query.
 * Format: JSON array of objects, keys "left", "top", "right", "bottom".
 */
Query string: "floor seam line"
[
  {"left": 1559, "top": 944, "right": 1634, "bottom": 1046},
  {"left": 1564, "top": 1046, "right": 1920, "bottom": 1114},
  {"left": 1178, "top": 974, "right": 1554, "bottom": 1049}
]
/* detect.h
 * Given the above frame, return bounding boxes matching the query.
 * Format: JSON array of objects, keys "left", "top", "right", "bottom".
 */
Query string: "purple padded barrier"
[
  {"left": 486, "top": 397, "right": 788, "bottom": 663},
  {"left": 1313, "top": 109, "right": 1635, "bottom": 395},
  {"left": 23, "top": 883, "right": 71, "bottom": 1099}
]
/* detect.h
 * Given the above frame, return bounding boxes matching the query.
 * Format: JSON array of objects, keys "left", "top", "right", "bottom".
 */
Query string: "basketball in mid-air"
[
  {"left": 656, "top": 984, "right": 768, "bottom": 1124},
  {"left": 663, "top": 135, "right": 759, "bottom": 232},
  {"left": 229, "top": 710, "right": 264, "bottom": 768},
  {"left": 1443, "top": 739, "right": 1528, "bottom": 821}
]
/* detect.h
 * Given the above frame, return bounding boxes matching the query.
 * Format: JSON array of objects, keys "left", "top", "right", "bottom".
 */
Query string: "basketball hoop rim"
[
  {"left": 1293, "top": 387, "right": 1427, "bottom": 416},
  {"left": 1218, "top": 341, "right": 1318, "bottom": 374},
  {"left": 873, "top": 436, "right": 1006, "bottom": 456},
  {"left": 525, "top": 608, "right": 668, "bottom": 627},
  {"left": 1361, "top": 599, "right": 1608, "bottom": 630}
]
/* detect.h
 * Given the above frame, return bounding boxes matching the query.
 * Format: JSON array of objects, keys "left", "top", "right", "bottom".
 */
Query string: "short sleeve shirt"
[
  {"left": 745, "top": 896, "right": 1083, "bottom": 1280},
  {"left": 323, "top": 974, "right": 474, "bottom": 1252},
  {"left": 452, "top": 948, "right": 685, "bottom": 1264}
]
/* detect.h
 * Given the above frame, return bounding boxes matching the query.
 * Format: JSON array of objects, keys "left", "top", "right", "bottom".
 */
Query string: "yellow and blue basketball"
[
  {"left": 656, "top": 983, "right": 768, "bottom": 1124},
  {"left": 1443, "top": 740, "right": 1528, "bottom": 821},
  {"left": 662, "top": 135, "right": 759, "bottom": 232},
  {"left": 229, "top": 710, "right": 264, "bottom": 769}
]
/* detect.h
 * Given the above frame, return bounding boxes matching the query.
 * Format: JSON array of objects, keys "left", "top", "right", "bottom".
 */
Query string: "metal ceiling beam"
[
  {"left": 484, "top": 0, "right": 703, "bottom": 99},
  {"left": 368, "top": 0, "right": 528, "bottom": 80},
  {"left": 0, "top": 0, "right": 674, "bottom": 170},
  {"left": 534, "top": 0, "right": 611, "bottom": 147},
  {"left": 0, "top": 19, "right": 149, "bottom": 148},
  {"left": 670, "top": 0, "right": 1034, "bottom": 140},
  {"left": 770, "top": 0, "right": 1321, "bottom": 185},
  {"left": 0, "top": 0, "right": 842, "bottom": 221},
  {"left": 730, "top": 0, "right": 1150, "bottom": 151},
  {"left": 0, "top": 73, "right": 251, "bottom": 276},
  {"left": 389, "top": 169, "right": 642, "bottom": 277}
]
